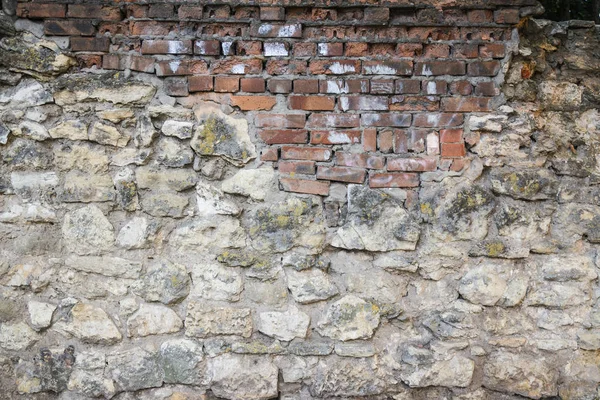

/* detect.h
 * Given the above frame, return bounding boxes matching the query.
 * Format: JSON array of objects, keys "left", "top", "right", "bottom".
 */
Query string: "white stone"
[
  {"left": 285, "top": 268, "right": 338, "bottom": 304},
  {"left": 207, "top": 354, "right": 278, "bottom": 400},
  {"left": 190, "top": 262, "right": 243, "bottom": 302},
  {"left": 28, "top": 301, "right": 56, "bottom": 330},
  {"left": 459, "top": 264, "right": 507, "bottom": 306},
  {"left": 317, "top": 295, "right": 380, "bottom": 341},
  {"left": 196, "top": 181, "right": 241, "bottom": 216},
  {"left": 127, "top": 303, "right": 183, "bottom": 337},
  {"left": 116, "top": 217, "right": 149, "bottom": 249},
  {"left": 258, "top": 307, "right": 310, "bottom": 341},
  {"left": 54, "top": 303, "right": 122, "bottom": 344},
  {"left": 0, "top": 322, "right": 40, "bottom": 350},
  {"left": 62, "top": 205, "right": 115, "bottom": 255},
  {"left": 161, "top": 120, "right": 194, "bottom": 139},
  {"left": 221, "top": 168, "right": 277, "bottom": 201},
  {"left": 65, "top": 256, "right": 142, "bottom": 279}
]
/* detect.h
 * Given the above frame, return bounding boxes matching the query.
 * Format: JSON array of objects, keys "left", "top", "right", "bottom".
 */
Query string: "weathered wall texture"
[{"left": 0, "top": 0, "right": 600, "bottom": 398}]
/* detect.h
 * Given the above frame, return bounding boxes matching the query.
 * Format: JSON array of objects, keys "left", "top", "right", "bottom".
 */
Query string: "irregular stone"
[
  {"left": 285, "top": 268, "right": 338, "bottom": 304},
  {"left": 3, "top": 139, "right": 52, "bottom": 170},
  {"left": 61, "top": 171, "right": 115, "bottom": 203},
  {"left": 310, "top": 357, "right": 387, "bottom": 397},
  {"left": 199, "top": 157, "right": 227, "bottom": 180},
  {"left": 136, "top": 166, "right": 198, "bottom": 191},
  {"left": 28, "top": 300, "right": 56, "bottom": 330},
  {"left": 11, "top": 171, "right": 59, "bottom": 196},
  {"left": 97, "top": 108, "right": 134, "bottom": 123},
  {"left": 141, "top": 191, "right": 189, "bottom": 218},
  {"left": 334, "top": 342, "right": 376, "bottom": 357},
  {"left": 170, "top": 216, "right": 246, "bottom": 251},
  {"left": 317, "top": 295, "right": 380, "bottom": 341},
  {"left": 526, "top": 283, "right": 590, "bottom": 307},
  {"left": 0, "top": 321, "right": 40, "bottom": 350},
  {"left": 54, "top": 78, "right": 156, "bottom": 106},
  {"left": 89, "top": 122, "right": 129, "bottom": 147},
  {"left": 541, "top": 255, "right": 598, "bottom": 282},
  {"left": 5, "top": 262, "right": 44, "bottom": 289},
  {"left": 275, "top": 356, "right": 319, "bottom": 383},
  {"left": 468, "top": 239, "right": 530, "bottom": 259},
  {"left": 0, "top": 37, "right": 75, "bottom": 78},
  {"left": 468, "top": 114, "right": 508, "bottom": 132},
  {"left": 258, "top": 307, "right": 310, "bottom": 341},
  {"left": 373, "top": 252, "right": 419, "bottom": 273},
  {"left": 134, "top": 114, "right": 157, "bottom": 147},
  {"left": 160, "top": 338, "right": 204, "bottom": 385},
  {"left": 231, "top": 339, "right": 285, "bottom": 355},
  {"left": 0, "top": 201, "right": 57, "bottom": 224},
  {"left": 156, "top": 137, "right": 194, "bottom": 167},
  {"left": 53, "top": 143, "right": 109, "bottom": 173},
  {"left": 282, "top": 253, "right": 330, "bottom": 271},
  {"left": 190, "top": 262, "right": 243, "bottom": 302},
  {"left": 483, "top": 351, "right": 558, "bottom": 399},
  {"left": 62, "top": 205, "right": 115, "bottom": 255},
  {"left": 490, "top": 169, "right": 559, "bottom": 200},
  {"left": 14, "top": 120, "right": 50, "bottom": 141},
  {"left": 221, "top": 168, "right": 277, "bottom": 201},
  {"left": 185, "top": 301, "right": 252, "bottom": 338},
  {"left": 577, "top": 330, "right": 600, "bottom": 350},
  {"left": 127, "top": 303, "right": 183, "bottom": 337},
  {"left": 48, "top": 120, "right": 88, "bottom": 140},
  {"left": 111, "top": 147, "right": 152, "bottom": 167},
  {"left": 191, "top": 105, "right": 256, "bottom": 166},
  {"left": 113, "top": 168, "right": 139, "bottom": 211},
  {"left": 459, "top": 265, "right": 507, "bottom": 306},
  {"left": 196, "top": 180, "right": 241, "bottom": 216},
  {"left": 538, "top": 81, "right": 583, "bottom": 110},
  {"left": 116, "top": 217, "right": 150, "bottom": 249},
  {"left": 107, "top": 347, "right": 164, "bottom": 392},
  {"left": 15, "top": 346, "right": 76, "bottom": 394},
  {"left": 288, "top": 340, "right": 334, "bottom": 356},
  {"left": 0, "top": 121, "right": 9, "bottom": 144},
  {"left": 245, "top": 275, "right": 288, "bottom": 307},
  {"left": 0, "top": 80, "right": 52, "bottom": 108},
  {"left": 54, "top": 303, "right": 122, "bottom": 344},
  {"left": 207, "top": 354, "right": 278, "bottom": 400},
  {"left": 67, "top": 351, "right": 115, "bottom": 398},
  {"left": 132, "top": 260, "right": 190, "bottom": 304},
  {"left": 399, "top": 353, "right": 475, "bottom": 388},
  {"left": 161, "top": 120, "right": 194, "bottom": 139}
]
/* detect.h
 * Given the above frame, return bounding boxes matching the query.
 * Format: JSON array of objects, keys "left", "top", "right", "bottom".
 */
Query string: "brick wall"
[{"left": 16, "top": 0, "right": 532, "bottom": 196}]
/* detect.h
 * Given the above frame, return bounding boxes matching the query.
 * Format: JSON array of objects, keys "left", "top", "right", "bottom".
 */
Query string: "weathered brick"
[
  {"left": 413, "top": 113, "right": 464, "bottom": 127},
  {"left": 179, "top": 5, "right": 203, "bottom": 19},
  {"left": 76, "top": 54, "right": 102, "bottom": 69},
  {"left": 237, "top": 41, "right": 262, "bottom": 56},
  {"left": 289, "top": 96, "right": 335, "bottom": 111},
  {"left": 278, "top": 161, "right": 315, "bottom": 175},
  {"left": 449, "top": 81, "right": 473, "bottom": 95},
  {"left": 268, "top": 79, "right": 292, "bottom": 94},
  {"left": 441, "top": 143, "right": 466, "bottom": 158},
  {"left": 130, "top": 56, "right": 155, "bottom": 73},
  {"left": 363, "top": 128, "right": 377, "bottom": 152},
  {"left": 387, "top": 156, "right": 437, "bottom": 172},
  {"left": 280, "top": 178, "right": 330, "bottom": 196},
  {"left": 415, "top": 61, "right": 465, "bottom": 76},
  {"left": 475, "top": 81, "right": 499, "bottom": 96},
  {"left": 370, "top": 80, "right": 395, "bottom": 94},
  {"left": 307, "top": 114, "right": 360, "bottom": 128},
  {"left": 266, "top": 60, "right": 307, "bottom": 75},
  {"left": 311, "top": 130, "right": 361, "bottom": 145},
  {"left": 189, "top": 76, "right": 213, "bottom": 92},
  {"left": 211, "top": 59, "right": 262, "bottom": 75},
  {"left": 346, "top": 42, "right": 368, "bottom": 57},
  {"left": 396, "top": 43, "right": 423, "bottom": 57},
  {"left": 318, "top": 43, "right": 344, "bottom": 57},
  {"left": 194, "top": 40, "right": 221, "bottom": 56},
  {"left": 294, "top": 80, "right": 320, "bottom": 94},
  {"left": 68, "top": 5, "right": 121, "bottom": 21},
  {"left": 102, "top": 54, "right": 122, "bottom": 70},
  {"left": 453, "top": 44, "right": 479, "bottom": 59},
  {"left": 408, "top": 26, "right": 460, "bottom": 41},
  {"left": 281, "top": 146, "right": 332, "bottom": 161},
  {"left": 370, "top": 43, "right": 396, "bottom": 57},
  {"left": 264, "top": 42, "right": 289, "bottom": 57},
  {"left": 440, "top": 129, "right": 463, "bottom": 143},
  {"left": 17, "top": 3, "right": 66, "bottom": 18},
  {"left": 44, "top": 20, "right": 95, "bottom": 36},
  {"left": 309, "top": 60, "right": 361, "bottom": 75},
  {"left": 317, "top": 166, "right": 366, "bottom": 184},
  {"left": 339, "top": 96, "right": 388, "bottom": 111},
  {"left": 336, "top": 152, "right": 385, "bottom": 169},
  {"left": 422, "top": 80, "right": 447, "bottom": 95},
  {"left": 320, "top": 80, "right": 370, "bottom": 94},
  {"left": 494, "top": 8, "right": 520, "bottom": 24},
  {"left": 130, "top": 21, "right": 173, "bottom": 36},
  {"left": 389, "top": 96, "right": 439, "bottom": 111},
  {"left": 148, "top": 4, "right": 174, "bottom": 18},
  {"left": 126, "top": 5, "right": 148, "bottom": 19},
  {"left": 141, "top": 40, "right": 192, "bottom": 55},
  {"left": 71, "top": 37, "right": 111, "bottom": 52},
  {"left": 467, "top": 9, "right": 493, "bottom": 23},
  {"left": 259, "top": 130, "right": 308, "bottom": 144},
  {"left": 240, "top": 78, "right": 265, "bottom": 93},
  {"left": 311, "top": 8, "right": 338, "bottom": 21},
  {"left": 256, "top": 114, "right": 306, "bottom": 129},
  {"left": 480, "top": 43, "right": 506, "bottom": 59},
  {"left": 441, "top": 97, "right": 492, "bottom": 112},
  {"left": 369, "top": 173, "right": 419, "bottom": 188},
  {"left": 379, "top": 130, "right": 394, "bottom": 153},
  {"left": 423, "top": 43, "right": 450, "bottom": 58},
  {"left": 364, "top": 7, "right": 390, "bottom": 22},
  {"left": 252, "top": 23, "right": 302, "bottom": 38},
  {"left": 98, "top": 22, "right": 129, "bottom": 36},
  {"left": 396, "top": 80, "right": 421, "bottom": 94},
  {"left": 155, "top": 60, "right": 208, "bottom": 76},
  {"left": 362, "top": 60, "right": 413, "bottom": 75},
  {"left": 164, "top": 77, "right": 189, "bottom": 97},
  {"left": 361, "top": 113, "right": 411, "bottom": 127},
  {"left": 461, "top": 27, "right": 509, "bottom": 41},
  {"left": 214, "top": 77, "right": 240, "bottom": 93},
  {"left": 260, "top": 7, "right": 286, "bottom": 21},
  {"left": 230, "top": 96, "right": 276, "bottom": 111},
  {"left": 261, "top": 148, "right": 279, "bottom": 162},
  {"left": 293, "top": 43, "right": 317, "bottom": 57},
  {"left": 468, "top": 61, "right": 501, "bottom": 77},
  {"left": 205, "top": 5, "right": 231, "bottom": 19}
]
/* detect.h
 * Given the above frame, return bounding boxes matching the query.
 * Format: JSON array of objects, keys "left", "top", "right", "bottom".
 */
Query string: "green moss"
[{"left": 485, "top": 242, "right": 506, "bottom": 257}]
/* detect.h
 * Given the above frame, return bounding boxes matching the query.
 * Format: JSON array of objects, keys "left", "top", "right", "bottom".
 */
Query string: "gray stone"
[
  {"left": 539, "top": 81, "right": 583, "bottom": 110},
  {"left": 207, "top": 354, "right": 278, "bottom": 400},
  {"left": 577, "top": 330, "right": 600, "bottom": 350},
  {"left": 62, "top": 205, "right": 115, "bottom": 255},
  {"left": 398, "top": 353, "right": 475, "bottom": 388},
  {"left": 107, "top": 347, "right": 164, "bottom": 392},
  {"left": 127, "top": 303, "right": 183, "bottom": 337},
  {"left": 141, "top": 191, "right": 189, "bottom": 218},
  {"left": 468, "top": 114, "right": 507, "bottom": 132},
  {"left": 54, "top": 303, "right": 122, "bottom": 344},
  {"left": 136, "top": 166, "right": 198, "bottom": 191},
  {"left": 132, "top": 260, "right": 190, "bottom": 304},
  {"left": 53, "top": 143, "right": 109, "bottom": 174},
  {"left": 67, "top": 351, "right": 116, "bottom": 398},
  {"left": 288, "top": 340, "right": 334, "bottom": 356},
  {"left": 61, "top": 171, "right": 115, "bottom": 203},
  {"left": 116, "top": 217, "right": 149, "bottom": 249},
  {"left": 221, "top": 168, "right": 277, "bottom": 201},
  {"left": 0, "top": 80, "right": 53, "bottom": 108},
  {"left": 0, "top": 322, "right": 40, "bottom": 350},
  {"left": 490, "top": 169, "right": 559, "bottom": 200},
  {"left": 156, "top": 137, "right": 194, "bottom": 167},
  {"left": 196, "top": 180, "right": 241, "bottom": 217},
  {"left": 190, "top": 262, "right": 243, "bottom": 302},
  {"left": 161, "top": 120, "right": 194, "bottom": 139},
  {"left": 541, "top": 255, "right": 598, "bottom": 282},
  {"left": 111, "top": 146, "right": 151, "bottom": 166},
  {"left": 258, "top": 307, "right": 310, "bottom": 341},
  {"left": 113, "top": 168, "right": 139, "bottom": 211},
  {"left": 27, "top": 300, "right": 56, "bottom": 330},
  {"left": 4, "top": 139, "right": 53, "bottom": 170},
  {"left": 526, "top": 283, "right": 590, "bottom": 307},
  {"left": 317, "top": 295, "right": 381, "bottom": 341},
  {"left": 459, "top": 265, "right": 507, "bottom": 306},
  {"left": 285, "top": 268, "right": 338, "bottom": 304},
  {"left": 170, "top": 216, "right": 246, "bottom": 251},
  {"left": 334, "top": 342, "right": 376, "bottom": 357},
  {"left": 160, "top": 338, "right": 204, "bottom": 385},
  {"left": 48, "top": 120, "right": 88, "bottom": 140},
  {"left": 185, "top": 301, "right": 252, "bottom": 338},
  {"left": 282, "top": 253, "right": 330, "bottom": 271},
  {"left": 134, "top": 114, "right": 157, "bottom": 147},
  {"left": 89, "top": 122, "right": 130, "bottom": 147},
  {"left": 14, "top": 120, "right": 50, "bottom": 141},
  {"left": 11, "top": 171, "right": 59, "bottom": 195},
  {"left": 310, "top": 357, "right": 387, "bottom": 397}
]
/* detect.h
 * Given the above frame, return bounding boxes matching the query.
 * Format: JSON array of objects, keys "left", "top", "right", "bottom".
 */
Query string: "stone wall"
[{"left": 0, "top": 0, "right": 599, "bottom": 398}]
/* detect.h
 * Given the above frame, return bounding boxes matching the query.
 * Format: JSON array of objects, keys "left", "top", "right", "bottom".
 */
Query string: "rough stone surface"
[
  {"left": 207, "top": 354, "right": 278, "bottom": 400},
  {"left": 62, "top": 205, "right": 115, "bottom": 255},
  {"left": 185, "top": 301, "right": 253, "bottom": 338},
  {"left": 317, "top": 295, "right": 380, "bottom": 341},
  {"left": 258, "top": 307, "right": 310, "bottom": 341},
  {"left": 54, "top": 303, "right": 122, "bottom": 344},
  {"left": 126, "top": 303, "right": 183, "bottom": 337}
]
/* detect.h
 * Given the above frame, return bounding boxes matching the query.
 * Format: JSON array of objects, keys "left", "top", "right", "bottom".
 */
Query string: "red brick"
[
  {"left": 309, "top": 60, "right": 361, "bottom": 75},
  {"left": 44, "top": 20, "right": 95, "bottom": 36},
  {"left": 71, "top": 37, "right": 111, "bottom": 52},
  {"left": 280, "top": 178, "right": 330, "bottom": 196},
  {"left": 311, "top": 130, "right": 361, "bottom": 145},
  {"left": 361, "top": 113, "right": 411, "bottom": 127},
  {"left": 211, "top": 59, "right": 262, "bottom": 75},
  {"left": 214, "top": 77, "right": 240, "bottom": 93},
  {"left": 379, "top": 130, "right": 394, "bottom": 153},
  {"left": 189, "top": 76, "right": 213, "bottom": 92},
  {"left": 370, "top": 80, "right": 395, "bottom": 95},
  {"left": 388, "top": 156, "right": 437, "bottom": 172},
  {"left": 475, "top": 81, "right": 499, "bottom": 96},
  {"left": 415, "top": 61, "right": 465, "bottom": 76},
  {"left": 130, "top": 56, "right": 155, "bottom": 73},
  {"left": 102, "top": 54, "right": 121, "bottom": 70},
  {"left": 467, "top": 9, "right": 493, "bottom": 23},
  {"left": 240, "top": 78, "right": 265, "bottom": 93},
  {"left": 261, "top": 148, "right": 279, "bottom": 162},
  {"left": 450, "top": 158, "right": 468, "bottom": 172},
  {"left": 98, "top": 22, "right": 129, "bottom": 36},
  {"left": 318, "top": 43, "right": 344, "bottom": 57},
  {"left": 141, "top": 40, "right": 192, "bottom": 55},
  {"left": 311, "top": 8, "right": 338, "bottom": 21},
  {"left": 440, "top": 129, "right": 463, "bottom": 143},
  {"left": 494, "top": 8, "right": 520, "bottom": 24},
  {"left": 362, "top": 60, "right": 413, "bottom": 76},
  {"left": 256, "top": 114, "right": 306, "bottom": 129},
  {"left": 164, "top": 77, "right": 189, "bottom": 97},
  {"left": 340, "top": 96, "right": 388, "bottom": 111},
  {"left": 449, "top": 81, "right": 473, "bottom": 95},
  {"left": 453, "top": 44, "right": 479, "bottom": 59},
  {"left": 278, "top": 161, "right": 315, "bottom": 175},
  {"left": 423, "top": 43, "right": 450, "bottom": 58},
  {"left": 370, "top": 43, "right": 396, "bottom": 57},
  {"left": 336, "top": 152, "right": 385, "bottom": 169},
  {"left": 480, "top": 44, "right": 506, "bottom": 59},
  {"left": 369, "top": 173, "right": 419, "bottom": 188},
  {"left": 68, "top": 5, "right": 121, "bottom": 21},
  {"left": 148, "top": 4, "right": 174, "bottom": 18},
  {"left": 396, "top": 43, "right": 423, "bottom": 57},
  {"left": 237, "top": 41, "right": 262, "bottom": 56},
  {"left": 126, "top": 5, "right": 148, "bottom": 18},
  {"left": 266, "top": 60, "right": 307, "bottom": 75},
  {"left": 389, "top": 96, "right": 439, "bottom": 111},
  {"left": 317, "top": 166, "right": 366, "bottom": 184},
  {"left": 205, "top": 5, "right": 231, "bottom": 18},
  {"left": 364, "top": 7, "right": 390, "bottom": 21},
  {"left": 179, "top": 6, "right": 203, "bottom": 19},
  {"left": 259, "top": 130, "right": 308, "bottom": 144},
  {"left": 442, "top": 97, "right": 493, "bottom": 112},
  {"left": 281, "top": 146, "right": 332, "bottom": 161},
  {"left": 17, "top": 3, "right": 66, "bottom": 18},
  {"left": 76, "top": 54, "right": 102, "bottom": 69},
  {"left": 320, "top": 80, "right": 370, "bottom": 94},
  {"left": 396, "top": 80, "right": 421, "bottom": 94},
  {"left": 194, "top": 40, "right": 221, "bottom": 56},
  {"left": 260, "top": 6, "right": 285, "bottom": 20},
  {"left": 346, "top": 42, "right": 368, "bottom": 57},
  {"left": 441, "top": 143, "right": 466, "bottom": 158},
  {"left": 422, "top": 80, "right": 447, "bottom": 95},
  {"left": 267, "top": 79, "right": 292, "bottom": 94},
  {"left": 293, "top": 43, "right": 317, "bottom": 57},
  {"left": 461, "top": 27, "right": 509, "bottom": 41},
  {"left": 363, "top": 128, "right": 377, "bottom": 152},
  {"left": 289, "top": 96, "right": 335, "bottom": 111},
  {"left": 252, "top": 23, "right": 302, "bottom": 38},
  {"left": 156, "top": 60, "right": 208, "bottom": 76},
  {"left": 230, "top": 96, "right": 276, "bottom": 111},
  {"left": 130, "top": 21, "right": 173, "bottom": 36},
  {"left": 294, "top": 80, "right": 320, "bottom": 94},
  {"left": 408, "top": 27, "right": 460, "bottom": 41},
  {"left": 307, "top": 114, "right": 360, "bottom": 128},
  {"left": 468, "top": 61, "right": 501, "bottom": 77},
  {"left": 413, "top": 113, "right": 464, "bottom": 127}
]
